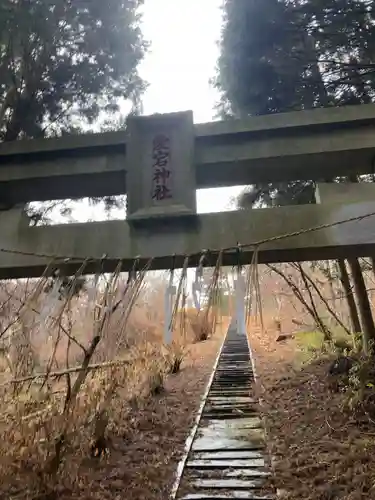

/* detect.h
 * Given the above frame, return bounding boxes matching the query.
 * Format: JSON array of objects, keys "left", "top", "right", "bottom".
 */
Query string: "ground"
[
  {"left": 80, "top": 315, "right": 375, "bottom": 500},
  {"left": 251, "top": 319, "right": 375, "bottom": 500},
  {"left": 6, "top": 312, "right": 375, "bottom": 500},
  {"left": 64, "top": 330, "right": 224, "bottom": 500}
]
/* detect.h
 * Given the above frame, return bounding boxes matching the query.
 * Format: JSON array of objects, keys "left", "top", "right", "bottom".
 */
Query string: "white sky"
[
  {"left": 139, "top": 0, "right": 243, "bottom": 215},
  {"left": 140, "top": 0, "right": 222, "bottom": 123},
  {"left": 58, "top": 0, "right": 244, "bottom": 223}
]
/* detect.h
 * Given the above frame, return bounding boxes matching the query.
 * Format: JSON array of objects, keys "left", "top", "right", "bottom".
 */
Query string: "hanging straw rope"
[
  {"left": 244, "top": 246, "right": 264, "bottom": 332},
  {"left": 202, "top": 251, "right": 223, "bottom": 338},
  {"left": 170, "top": 256, "right": 189, "bottom": 336}
]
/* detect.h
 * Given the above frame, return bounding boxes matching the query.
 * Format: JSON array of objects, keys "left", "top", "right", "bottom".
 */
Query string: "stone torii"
[{"left": 0, "top": 105, "right": 374, "bottom": 278}]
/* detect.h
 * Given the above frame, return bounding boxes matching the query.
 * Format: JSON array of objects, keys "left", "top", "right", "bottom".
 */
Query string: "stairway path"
[{"left": 171, "top": 322, "right": 275, "bottom": 500}]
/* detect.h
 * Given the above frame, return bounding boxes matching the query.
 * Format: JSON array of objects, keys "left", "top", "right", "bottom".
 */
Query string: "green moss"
[
  {"left": 295, "top": 330, "right": 325, "bottom": 351},
  {"left": 294, "top": 328, "right": 357, "bottom": 367}
]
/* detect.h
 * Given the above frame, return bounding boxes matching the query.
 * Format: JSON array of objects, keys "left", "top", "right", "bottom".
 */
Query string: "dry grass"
[
  {"left": 61, "top": 334, "right": 223, "bottom": 500},
  {"left": 0, "top": 269, "right": 224, "bottom": 500},
  {"left": 184, "top": 307, "right": 220, "bottom": 343}
]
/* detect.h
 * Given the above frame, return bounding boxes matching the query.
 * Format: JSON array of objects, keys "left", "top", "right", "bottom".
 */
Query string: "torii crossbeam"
[{"left": 0, "top": 105, "right": 375, "bottom": 278}]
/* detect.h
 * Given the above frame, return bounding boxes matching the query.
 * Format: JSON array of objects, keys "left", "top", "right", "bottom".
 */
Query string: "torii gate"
[{"left": 0, "top": 104, "right": 375, "bottom": 278}]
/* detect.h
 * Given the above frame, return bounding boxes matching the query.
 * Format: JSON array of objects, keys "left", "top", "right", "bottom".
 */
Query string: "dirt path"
[
  {"left": 65, "top": 331, "right": 224, "bottom": 500},
  {"left": 250, "top": 324, "right": 375, "bottom": 500}
]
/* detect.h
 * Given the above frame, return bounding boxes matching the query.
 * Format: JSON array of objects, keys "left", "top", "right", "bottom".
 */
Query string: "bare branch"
[{"left": 1, "top": 359, "right": 130, "bottom": 388}]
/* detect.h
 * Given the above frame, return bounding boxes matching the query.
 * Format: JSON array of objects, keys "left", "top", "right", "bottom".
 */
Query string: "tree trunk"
[
  {"left": 325, "top": 260, "right": 336, "bottom": 308},
  {"left": 293, "top": 263, "right": 351, "bottom": 336},
  {"left": 337, "top": 259, "right": 361, "bottom": 334},
  {"left": 297, "top": 263, "right": 332, "bottom": 340},
  {"left": 345, "top": 174, "right": 375, "bottom": 349},
  {"left": 347, "top": 257, "right": 375, "bottom": 351},
  {"left": 267, "top": 264, "right": 330, "bottom": 340},
  {"left": 371, "top": 257, "right": 375, "bottom": 281},
  {"left": 303, "top": 33, "right": 331, "bottom": 108}
]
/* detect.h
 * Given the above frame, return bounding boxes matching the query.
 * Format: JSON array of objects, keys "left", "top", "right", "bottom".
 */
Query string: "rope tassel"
[
  {"left": 192, "top": 252, "right": 206, "bottom": 312},
  {"left": 164, "top": 270, "right": 176, "bottom": 345},
  {"left": 235, "top": 270, "right": 246, "bottom": 335}
]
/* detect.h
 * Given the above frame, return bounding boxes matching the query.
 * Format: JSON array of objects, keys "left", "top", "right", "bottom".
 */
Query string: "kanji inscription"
[
  {"left": 151, "top": 133, "right": 172, "bottom": 201},
  {"left": 126, "top": 110, "right": 196, "bottom": 221}
]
